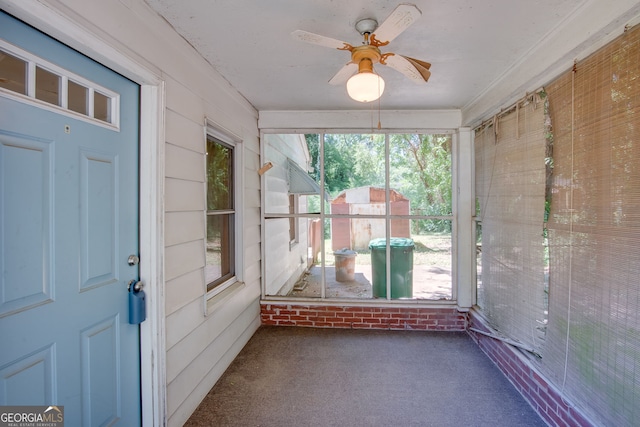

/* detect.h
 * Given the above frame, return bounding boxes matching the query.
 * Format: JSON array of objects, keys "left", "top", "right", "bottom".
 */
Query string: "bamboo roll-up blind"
[
  {"left": 543, "top": 24, "right": 640, "bottom": 427},
  {"left": 475, "top": 95, "right": 547, "bottom": 353}
]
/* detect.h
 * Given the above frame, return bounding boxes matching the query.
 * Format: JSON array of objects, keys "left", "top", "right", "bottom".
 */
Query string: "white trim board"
[{"left": 259, "top": 109, "right": 462, "bottom": 131}]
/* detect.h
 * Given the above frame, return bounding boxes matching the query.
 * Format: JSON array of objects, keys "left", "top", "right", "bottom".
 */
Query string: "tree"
[
  {"left": 304, "top": 133, "right": 453, "bottom": 233},
  {"left": 306, "top": 133, "right": 384, "bottom": 196}
]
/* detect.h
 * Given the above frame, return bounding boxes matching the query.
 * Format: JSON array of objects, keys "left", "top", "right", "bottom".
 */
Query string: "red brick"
[
  {"left": 331, "top": 322, "right": 352, "bottom": 328},
  {"left": 351, "top": 322, "right": 371, "bottom": 328},
  {"left": 372, "top": 312, "right": 390, "bottom": 318},
  {"left": 390, "top": 313, "right": 408, "bottom": 319},
  {"left": 546, "top": 407, "right": 565, "bottom": 427},
  {"left": 369, "top": 323, "right": 390, "bottom": 329},
  {"left": 528, "top": 390, "right": 550, "bottom": 413},
  {"left": 320, "top": 311, "right": 338, "bottom": 318},
  {"left": 547, "top": 387, "right": 569, "bottom": 412},
  {"left": 567, "top": 406, "right": 592, "bottom": 427},
  {"left": 541, "top": 392, "right": 558, "bottom": 414},
  {"left": 298, "top": 310, "right": 319, "bottom": 317},
  {"left": 314, "top": 322, "right": 333, "bottom": 327},
  {"left": 295, "top": 321, "right": 314, "bottom": 326},
  {"left": 276, "top": 320, "right": 296, "bottom": 326}
]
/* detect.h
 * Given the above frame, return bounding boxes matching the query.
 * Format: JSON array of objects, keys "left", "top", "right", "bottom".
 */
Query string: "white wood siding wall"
[
  {"left": 263, "top": 134, "right": 310, "bottom": 295},
  {"left": 3, "top": 1, "right": 263, "bottom": 426},
  {"left": 163, "top": 74, "right": 261, "bottom": 427},
  {"left": 157, "top": 35, "right": 263, "bottom": 427}
]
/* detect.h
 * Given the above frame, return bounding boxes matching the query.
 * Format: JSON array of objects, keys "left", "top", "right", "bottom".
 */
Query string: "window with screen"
[{"left": 205, "top": 135, "right": 235, "bottom": 292}]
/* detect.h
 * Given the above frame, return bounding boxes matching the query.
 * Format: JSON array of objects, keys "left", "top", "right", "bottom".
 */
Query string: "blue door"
[{"left": 0, "top": 12, "right": 142, "bottom": 426}]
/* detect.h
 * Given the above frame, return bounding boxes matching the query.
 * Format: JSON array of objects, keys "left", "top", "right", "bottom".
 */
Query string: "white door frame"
[{"left": 0, "top": 1, "right": 166, "bottom": 425}]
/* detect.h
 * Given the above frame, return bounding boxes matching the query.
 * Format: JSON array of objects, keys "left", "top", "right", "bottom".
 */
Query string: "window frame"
[
  {"left": 260, "top": 131, "right": 457, "bottom": 302},
  {"left": 288, "top": 193, "right": 299, "bottom": 248},
  {"left": 204, "top": 124, "right": 244, "bottom": 300}
]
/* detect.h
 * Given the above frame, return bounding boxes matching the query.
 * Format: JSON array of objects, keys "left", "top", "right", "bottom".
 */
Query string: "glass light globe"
[{"left": 346, "top": 72, "right": 385, "bottom": 102}]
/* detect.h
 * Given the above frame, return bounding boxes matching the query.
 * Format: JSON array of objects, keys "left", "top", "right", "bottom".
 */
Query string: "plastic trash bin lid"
[
  {"left": 368, "top": 237, "right": 415, "bottom": 249},
  {"left": 334, "top": 248, "right": 357, "bottom": 255}
]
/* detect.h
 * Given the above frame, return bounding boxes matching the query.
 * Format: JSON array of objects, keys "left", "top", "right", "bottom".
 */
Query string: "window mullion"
[
  {"left": 385, "top": 133, "right": 391, "bottom": 301},
  {"left": 320, "top": 132, "right": 326, "bottom": 300}
]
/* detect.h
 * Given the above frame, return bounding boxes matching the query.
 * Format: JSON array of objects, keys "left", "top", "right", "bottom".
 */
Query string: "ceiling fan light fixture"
[{"left": 347, "top": 71, "right": 385, "bottom": 103}]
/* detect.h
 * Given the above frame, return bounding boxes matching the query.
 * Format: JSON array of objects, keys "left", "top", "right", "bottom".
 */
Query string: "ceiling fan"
[{"left": 291, "top": 3, "right": 431, "bottom": 103}]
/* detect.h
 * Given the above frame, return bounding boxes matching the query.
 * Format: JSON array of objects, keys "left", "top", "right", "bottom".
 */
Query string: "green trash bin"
[{"left": 369, "top": 237, "right": 414, "bottom": 299}]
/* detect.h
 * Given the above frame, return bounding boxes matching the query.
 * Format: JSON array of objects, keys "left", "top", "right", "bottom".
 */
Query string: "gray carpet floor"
[{"left": 185, "top": 326, "right": 547, "bottom": 427}]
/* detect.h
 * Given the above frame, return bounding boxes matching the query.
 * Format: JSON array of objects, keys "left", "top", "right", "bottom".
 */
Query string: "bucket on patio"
[{"left": 334, "top": 248, "right": 357, "bottom": 282}]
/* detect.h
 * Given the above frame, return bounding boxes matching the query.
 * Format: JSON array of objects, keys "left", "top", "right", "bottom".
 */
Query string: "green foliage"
[
  {"left": 304, "top": 133, "right": 453, "bottom": 233},
  {"left": 306, "top": 133, "right": 385, "bottom": 195},
  {"left": 390, "top": 134, "right": 452, "bottom": 217},
  {"left": 206, "top": 139, "right": 233, "bottom": 239},
  {"left": 206, "top": 139, "right": 232, "bottom": 211}
]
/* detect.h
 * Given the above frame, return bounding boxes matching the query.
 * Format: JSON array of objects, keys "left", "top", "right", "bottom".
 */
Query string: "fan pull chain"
[{"left": 377, "top": 76, "right": 382, "bottom": 129}]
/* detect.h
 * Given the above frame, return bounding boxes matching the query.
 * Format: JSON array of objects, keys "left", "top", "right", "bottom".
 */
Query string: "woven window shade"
[
  {"left": 543, "top": 24, "right": 640, "bottom": 426},
  {"left": 475, "top": 95, "right": 547, "bottom": 353}
]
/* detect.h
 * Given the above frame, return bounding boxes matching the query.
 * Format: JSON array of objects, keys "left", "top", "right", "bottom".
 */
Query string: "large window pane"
[
  {"left": 390, "top": 134, "right": 452, "bottom": 216},
  {"left": 207, "top": 139, "right": 233, "bottom": 210},
  {"left": 205, "top": 214, "right": 233, "bottom": 286},
  {"left": 263, "top": 133, "right": 455, "bottom": 301},
  {"left": 322, "top": 134, "right": 385, "bottom": 211},
  {"left": 411, "top": 219, "right": 452, "bottom": 300}
]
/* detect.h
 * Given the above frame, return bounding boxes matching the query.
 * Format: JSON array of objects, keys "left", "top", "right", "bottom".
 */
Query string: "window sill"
[{"left": 205, "top": 280, "right": 245, "bottom": 316}]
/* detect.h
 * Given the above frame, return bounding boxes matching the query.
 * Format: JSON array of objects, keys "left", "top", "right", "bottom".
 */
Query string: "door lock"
[
  {"left": 128, "top": 279, "right": 144, "bottom": 292},
  {"left": 128, "top": 279, "right": 146, "bottom": 325},
  {"left": 128, "top": 254, "right": 140, "bottom": 266}
]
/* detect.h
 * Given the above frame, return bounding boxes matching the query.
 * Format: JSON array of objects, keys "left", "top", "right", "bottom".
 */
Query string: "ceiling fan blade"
[
  {"left": 328, "top": 62, "right": 358, "bottom": 85},
  {"left": 384, "top": 54, "right": 431, "bottom": 83},
  {"left": 291, "top": 30, "right": 352, "bottom": 50},
  {"left": 402, "top": 56, "right": 431, "bottom": 71},
  {"left": 371, "top": 4, "right": 422, "bottom": 45}
]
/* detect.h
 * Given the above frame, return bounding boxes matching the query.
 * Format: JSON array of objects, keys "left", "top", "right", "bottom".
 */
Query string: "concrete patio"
[{"left": 291, "top": 264, "right": 453, "bottom": 300}]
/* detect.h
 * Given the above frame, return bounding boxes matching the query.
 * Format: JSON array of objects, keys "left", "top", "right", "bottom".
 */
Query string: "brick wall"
[
  {"left": 468, "top": 310, "right": 593, "bottom": 427},
  {"left": 260, "top": 303, "right": 467, "bottom": 331}
]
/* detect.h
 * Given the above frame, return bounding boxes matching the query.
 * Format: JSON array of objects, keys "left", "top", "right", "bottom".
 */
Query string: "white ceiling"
[{"left": 145, "top": 0, "right": 589, "bottom": 112}]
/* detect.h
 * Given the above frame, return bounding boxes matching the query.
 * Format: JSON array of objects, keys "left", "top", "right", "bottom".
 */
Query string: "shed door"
[
  {"left": 0, "top": 12, "right": 141, "bottom": 426},
  {"left": 350, "top": 203, "right": 386, "bottom": 249}
]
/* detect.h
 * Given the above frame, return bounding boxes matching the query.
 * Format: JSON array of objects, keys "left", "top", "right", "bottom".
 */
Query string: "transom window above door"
[{"left": 0, "top": 40, "right": 119, "bottom": 128}]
